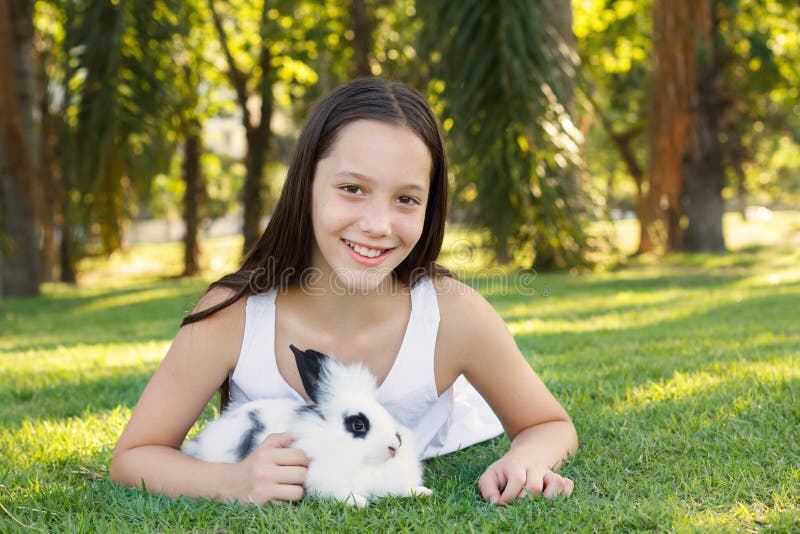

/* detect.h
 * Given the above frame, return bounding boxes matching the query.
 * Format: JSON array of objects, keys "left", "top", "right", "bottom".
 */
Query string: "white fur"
[{"left": 182, "top": 358, "right": 431, "bottom": 506}]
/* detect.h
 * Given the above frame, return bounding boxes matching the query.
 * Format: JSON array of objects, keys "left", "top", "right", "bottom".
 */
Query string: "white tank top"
[{"left": 228, "top": 276, "right": 504, "bottom": 459}]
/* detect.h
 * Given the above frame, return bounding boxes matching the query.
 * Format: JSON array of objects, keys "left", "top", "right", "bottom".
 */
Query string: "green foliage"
[
  {"left": 419, "top": 1, "right": 593, "bottom": 268},
  {"left": 1, "top": 218, "right": 799, "bottom": 530},
  {"left": 277, "top": 0, "right": 423, "bottom": 126},
  {"left": 575, "top": 0, "right": 800, "bottom": 211},
  {"left": 574, "top": 0, "right": 651, "bottom": 211},
  {"left": 48, "top": 0, "right": 196, "bottom": 254},
  {"left": 717, "top": 0, "right": 800, "bottom": 207}
]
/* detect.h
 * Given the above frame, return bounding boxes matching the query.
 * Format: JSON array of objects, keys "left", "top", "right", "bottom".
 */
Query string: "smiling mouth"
[{"left": 343, "top": 239, "right": 391, "bottom": 258}]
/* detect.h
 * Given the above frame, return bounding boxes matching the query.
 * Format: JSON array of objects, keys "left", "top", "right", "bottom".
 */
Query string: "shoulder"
[
  {"left": 430, "top": 275, "right": 510, "bottom": 367},
  {"left": 180, "top": 286, "right": 248, "bottom": 371},
  {"left": 431, "top": 275, "right": 502, "bottom": 330},
  {"left": 191, "top": 285, "right": 246, "bottom": 315}
]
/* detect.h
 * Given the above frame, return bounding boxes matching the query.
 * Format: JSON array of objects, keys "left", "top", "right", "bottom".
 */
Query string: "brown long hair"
[{"left": 182, "top": 78, "right": 452, "bottom": 406}]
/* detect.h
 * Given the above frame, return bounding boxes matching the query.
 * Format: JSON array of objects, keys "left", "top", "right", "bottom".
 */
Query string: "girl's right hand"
[{"left": 228, "top": 433, "right": 309, "bottom": 504}]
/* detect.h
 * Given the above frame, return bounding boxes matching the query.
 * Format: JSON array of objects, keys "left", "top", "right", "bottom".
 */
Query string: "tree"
[
  {"left": 0, "top": 0, "right": 41, "bottom": 297},
  {"left": 349, "top": 0, "right": 375, "bottom": 77},
  {"left": 681, "top": 0, "right": 726, "bottom": 252},
  {"left": 642, "top": 0, "right": 699, "bottom": 253},
  {"left": 715, "top": 0, "right": 800, "bottom": 216},
  {"left": 32, "top": 0, "right": 192, "bottom": 282},
  {"left": 419, "top": 1, "right": 591, "bottom": 267},
  {"left": 181, "top": 117, "right": 204, "bottom": 276},
  {"left": 209, "top": 0, "right": 275, "bottom": 255},
  {"left": 173, "top": 1, "right": 215, "bottom": 276}
]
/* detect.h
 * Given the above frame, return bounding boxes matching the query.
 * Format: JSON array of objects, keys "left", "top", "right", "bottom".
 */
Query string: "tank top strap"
[
  {"left": 230, "top": 289, "right": 304, "bottom": 403},
  {"left": 377, "top": 276, "right": 441, "bottom": 412}
]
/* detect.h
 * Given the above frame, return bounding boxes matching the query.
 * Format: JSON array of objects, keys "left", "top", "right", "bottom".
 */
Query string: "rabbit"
[{"left": 182, "top": 344, "right": 432, "bottom": 507}]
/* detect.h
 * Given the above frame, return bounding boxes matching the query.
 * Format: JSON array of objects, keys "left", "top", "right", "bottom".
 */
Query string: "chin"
[{"left": 330, "top": 267, "right": 395, "bottom": 294}]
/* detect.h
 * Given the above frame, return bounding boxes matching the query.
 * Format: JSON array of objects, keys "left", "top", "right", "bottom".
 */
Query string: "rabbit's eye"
[{"left": 344, "top": 413, "right": 370, "bottom": 438}]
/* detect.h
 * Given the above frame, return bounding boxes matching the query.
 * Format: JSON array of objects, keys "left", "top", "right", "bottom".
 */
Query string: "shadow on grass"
[
  {"left": 485, "top": 268, "right": 777, "bottom": 327},
  {"left": 0, "top": 279, "right": 207, "bottom": 353},
  {"left": 0, "top": 362, "right": 156, "bottom": 429}
]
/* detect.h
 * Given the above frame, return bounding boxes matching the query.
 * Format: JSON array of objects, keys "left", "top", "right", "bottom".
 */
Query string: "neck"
[{"left": 287, "top": 267, "right": 410, "bottom": 329}]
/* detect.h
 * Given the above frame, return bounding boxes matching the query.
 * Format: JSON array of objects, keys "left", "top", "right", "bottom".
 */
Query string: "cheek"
[
  {"left": 400, "top": 210, "right": 426, "bottom": 243},
  {"left": 409, "top": 210, "right": 425, "bottom": 240},
  {"left": 312, "top": 196, "right": 346, "bottom": 236}
]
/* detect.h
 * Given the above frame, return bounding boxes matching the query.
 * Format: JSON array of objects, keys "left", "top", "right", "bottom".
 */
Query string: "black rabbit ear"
[{"left": 290, "top": 345, "right": 329, "bottom": 404}]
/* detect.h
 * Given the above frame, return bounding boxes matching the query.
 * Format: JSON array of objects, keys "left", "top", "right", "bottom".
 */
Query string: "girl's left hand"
[{"left": 478, "top": 454, "right": 574, "bottom": 505}]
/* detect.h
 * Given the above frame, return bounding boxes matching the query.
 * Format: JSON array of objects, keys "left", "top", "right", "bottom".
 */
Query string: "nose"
[
  {"left": 358, "top": 199, "right": 392, "bottom": 237},
  {"left": 388, "top": 432, "right": 402, "bottom": 457}
]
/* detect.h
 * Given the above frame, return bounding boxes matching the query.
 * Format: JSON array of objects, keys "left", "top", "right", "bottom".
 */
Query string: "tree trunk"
[
  {"left": 642, "top": 0, "right": 710, "bottom": 254},
  {"left": 209, "top": 0, "right": 273, "bottom": 256},
  {"left": 182, "top": 126, "right": 203, "bottom": 276},
  {"left": 242, "top": 125, "right": 269, "bottom": 253},
  {"left": 36, "top": 47, "right": 58, "bottom": 281},
  {"left": 57, "top": 11, "right": 78, "bottom": 284},
  {"left": 0, "top": 0, "right": 41, "bottom": 297},
  {"left": 681, "top": 1, "right": 726, "bottom": 252},
  {"left": 350, "top": 0, "right": 374, "bottom": 77},
  {"left": 59, "top": 217, "right": 77, "bottom": 283}
]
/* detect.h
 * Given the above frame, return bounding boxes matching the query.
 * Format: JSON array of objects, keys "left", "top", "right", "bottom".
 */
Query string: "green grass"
[{"left": 1, "top": 214, "right": 799, "bottom": 532}]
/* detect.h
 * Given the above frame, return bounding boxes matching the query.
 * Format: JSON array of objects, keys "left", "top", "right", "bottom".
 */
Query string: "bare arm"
[
  {"left": 434, "top": 278, "right": 578, "bottom": 504},
  {"left": 109, "top": 289, "right": 308, "bottom": 503}
]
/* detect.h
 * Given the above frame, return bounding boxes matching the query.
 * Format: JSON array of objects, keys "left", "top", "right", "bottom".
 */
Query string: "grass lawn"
[{"left": 1, "top": 212, "right": 799, "bottom": 532}]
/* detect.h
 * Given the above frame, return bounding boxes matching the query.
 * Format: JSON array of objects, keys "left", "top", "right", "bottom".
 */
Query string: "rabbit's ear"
[{"left": 290, "top": 344, "right": 329, "bottom": 403}]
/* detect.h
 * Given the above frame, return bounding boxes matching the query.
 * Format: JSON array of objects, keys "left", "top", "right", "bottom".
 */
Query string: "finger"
[
  {"left": 477, "top": 468, "right": 503, "bottom": 503},
  {"left": 272, "top": 465, "right": 308, "bottom": 485},
  {"left": 523, "top": 467, "right": 545, "bottom": 497},
  {"left": 542, "top": 471, "right": 574, "bottom": 499},
  {"left": 261, "top": 433, "right": 295, "bottom": 448},
  {"left": 271, "top": 483, "right": 305, "bottom": 503},
  {"left": 498, "top": 471, "right": 525, "bottom": 505},
  {"left": 270, "top": 446, "right": 310, "bottom": 466}
]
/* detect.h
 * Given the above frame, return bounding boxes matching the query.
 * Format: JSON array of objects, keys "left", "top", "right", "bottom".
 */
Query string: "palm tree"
[{"left": 419, "top": 1, "right": 591, "bottom": 268}]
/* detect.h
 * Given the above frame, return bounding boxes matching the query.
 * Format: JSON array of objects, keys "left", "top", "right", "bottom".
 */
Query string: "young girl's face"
[{"left": 310, "top": 119, "right": 432, "bottom": 291}]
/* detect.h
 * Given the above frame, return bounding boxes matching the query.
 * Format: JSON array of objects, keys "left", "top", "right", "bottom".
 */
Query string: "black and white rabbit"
[{"left": 182, "top": 345, "right": 432, "bottom": 507}]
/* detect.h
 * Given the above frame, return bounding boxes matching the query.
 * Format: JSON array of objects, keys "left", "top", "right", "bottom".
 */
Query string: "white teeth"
[{"left": 345, "top": 240, "right": 386, "bottom": 258}]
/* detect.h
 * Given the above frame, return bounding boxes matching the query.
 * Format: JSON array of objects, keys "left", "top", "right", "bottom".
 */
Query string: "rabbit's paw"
[
  {"left": 409, "top": 486, "right": 433, "bottom": 498},
  {"left": 342, "top": 493, "right": 369, "bottom": 508}
]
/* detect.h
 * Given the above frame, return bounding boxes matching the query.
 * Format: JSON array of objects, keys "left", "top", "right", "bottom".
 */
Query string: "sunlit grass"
[{"left": 1, "top": 215, "right": 799, "bottom": 531}]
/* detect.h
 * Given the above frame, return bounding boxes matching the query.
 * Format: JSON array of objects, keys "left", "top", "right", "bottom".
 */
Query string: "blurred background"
[{"left": 1, "top": 0, "right": 798, "bottom": 298}]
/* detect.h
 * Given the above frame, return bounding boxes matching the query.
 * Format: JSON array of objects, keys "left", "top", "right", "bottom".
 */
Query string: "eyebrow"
[{"left": 333, "top": 171, "right": 428, "bottom": 193}]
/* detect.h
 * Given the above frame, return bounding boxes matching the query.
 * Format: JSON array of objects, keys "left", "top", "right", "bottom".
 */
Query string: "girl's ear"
[{"left": 290, "top": 344, "right": 329, "bottom": 403}]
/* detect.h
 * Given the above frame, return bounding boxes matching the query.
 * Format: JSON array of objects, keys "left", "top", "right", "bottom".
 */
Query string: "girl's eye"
[
  {"left": 397, "top": 195, "right": 420, "bottom": 206},
  {"left": 341, "top": 184, "right": 364, "bottom": 195}
]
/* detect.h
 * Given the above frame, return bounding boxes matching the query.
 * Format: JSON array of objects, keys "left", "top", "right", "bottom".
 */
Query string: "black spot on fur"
[
  {"left": 396, "top": 432, "right": 402, "bottom": 447},
  {"left": 296, "top": 404, "right": 325, "bottom": 420},
  {"left": 236, "top": 410, "right": 266, "bottom": 461},
  {"left": 344, "top": 412, "right": 370, "bottom": 438}
]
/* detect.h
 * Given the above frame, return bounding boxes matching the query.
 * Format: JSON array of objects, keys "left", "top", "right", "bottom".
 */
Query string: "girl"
[{"left": 110, "top": 78, "right": 578, "bottom": 505}]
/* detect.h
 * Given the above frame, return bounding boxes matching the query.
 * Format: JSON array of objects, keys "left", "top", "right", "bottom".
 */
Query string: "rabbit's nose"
[{"left": 388, "top": 432, "right": 401, "bottom": 457}]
